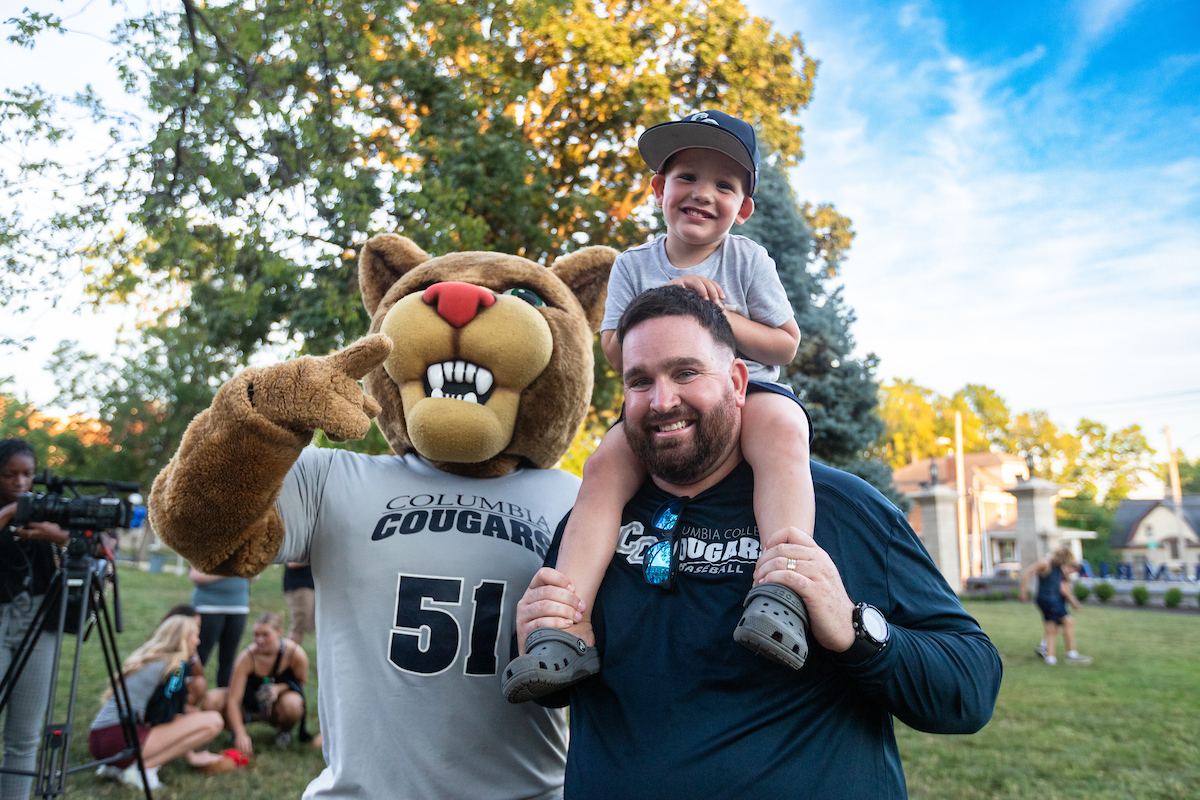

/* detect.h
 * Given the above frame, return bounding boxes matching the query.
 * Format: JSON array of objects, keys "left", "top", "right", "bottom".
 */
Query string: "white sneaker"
[
  {"left": 95, "top": 764, "right": 122, "bottom": 780},
  {"left": 1044, "top": 655, "right": 1057, "bottom": 665},
  {"left": 1035, "top": 644, "right": 1048, "bottom": 659},
  {"left": 119, "top": 764, "right": 162, "bottom": 791},
  {"left": 1065, "top": 653, "right": 1092, "bottom": 665}
]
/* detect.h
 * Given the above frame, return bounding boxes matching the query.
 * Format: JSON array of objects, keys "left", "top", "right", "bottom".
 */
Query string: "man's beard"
[{"left": 625, "top": 388, "right": 740, "bottom": 486}]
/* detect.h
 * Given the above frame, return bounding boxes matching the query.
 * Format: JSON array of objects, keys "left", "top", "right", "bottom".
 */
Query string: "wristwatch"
[{"left": 834, "top": 602, "right": 890, "bottom": 665}]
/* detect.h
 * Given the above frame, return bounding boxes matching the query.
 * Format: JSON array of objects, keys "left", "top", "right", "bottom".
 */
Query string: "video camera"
[{"left": 13, "top": 471, "right": 144, "bottom": 551}]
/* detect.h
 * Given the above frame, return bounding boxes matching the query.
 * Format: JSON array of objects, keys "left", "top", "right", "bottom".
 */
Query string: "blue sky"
[
  {"left": 746, "top": 0, "right": 1200, "bottom": 472},
  {"left": 3, "top": 0, "right": 1199, "bottom": 484}
]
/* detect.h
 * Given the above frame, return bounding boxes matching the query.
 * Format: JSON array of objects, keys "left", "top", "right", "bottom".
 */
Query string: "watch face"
[{"left": 860, "top": 606, "right": 889, "bottom": 642}]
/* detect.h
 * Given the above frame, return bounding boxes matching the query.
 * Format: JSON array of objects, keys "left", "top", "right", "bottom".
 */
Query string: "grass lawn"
[
  {"left": 25, "top": 569, "right": 1200, "bottom": 798},
  {"left": 40, "top": 563, "right": 324, "bottom": 799},
  {"left": 899, "top": 601, "right": 1200, "bottom": 799}
]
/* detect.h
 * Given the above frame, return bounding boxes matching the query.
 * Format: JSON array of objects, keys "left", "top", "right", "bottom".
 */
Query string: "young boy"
[{"left": 503, "top": 110, "right": 816, "bottom": 702}]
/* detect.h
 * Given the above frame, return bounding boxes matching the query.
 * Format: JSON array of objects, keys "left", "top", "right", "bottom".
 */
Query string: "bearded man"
[{"left": 514, "top": 284, "right": 1002, "bottom": 800}]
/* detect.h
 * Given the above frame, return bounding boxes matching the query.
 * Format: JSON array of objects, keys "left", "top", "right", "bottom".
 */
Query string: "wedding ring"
[{"left": 786, "top": 558, "right": 797, "bottom": 572}]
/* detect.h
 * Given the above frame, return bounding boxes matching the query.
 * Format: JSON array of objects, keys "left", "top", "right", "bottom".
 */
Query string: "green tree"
[
  {"left": 953, "top": 384, "right": 1011, "bottom": 450},
  {"left": 738, "top": 159, "right": 900, "bottom": 506},
  {"left": 0, "top": 387, "right": 117, "bottom": 481},
  {"left": 874, "top": 379, "right": 944, "bottom": 469},
  {"left": 1054, "top": 419, "right": 1154, "bottom": 506},
  {"left": 4, "top": 0, "right": 818, "bottom": 359},
  {"left": 872, "top": 380, "right": 991, "bottom": 470},
  {"left": 1056, "top": 494, "right": 1115, "bottom": 567},
  {"left": 1158, "top": 450, "right": 1200, "bottom": 495},
  {"left": 1183, "top": 454, "right": 1200, "bottom": 493}
]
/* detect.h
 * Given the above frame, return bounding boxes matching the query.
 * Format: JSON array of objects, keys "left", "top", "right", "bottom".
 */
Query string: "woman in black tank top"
[{"left": 202, "top": 611, "right": 313, "bottom": 755}]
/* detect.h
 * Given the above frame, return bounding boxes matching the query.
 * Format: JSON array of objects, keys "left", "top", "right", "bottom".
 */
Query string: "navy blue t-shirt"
[{"left": 549, "top": 460, "right": 1001, "bottom": 800}]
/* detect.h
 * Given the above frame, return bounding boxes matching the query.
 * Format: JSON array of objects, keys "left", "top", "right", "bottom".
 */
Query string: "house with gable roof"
[{"left": 1110, "top": 497, "right": 1200, "bottom": 573}]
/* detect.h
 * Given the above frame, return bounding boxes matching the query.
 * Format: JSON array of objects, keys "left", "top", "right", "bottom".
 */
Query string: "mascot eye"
[{"left": 503, "top": 287, "right": 545, "bottom": 307}]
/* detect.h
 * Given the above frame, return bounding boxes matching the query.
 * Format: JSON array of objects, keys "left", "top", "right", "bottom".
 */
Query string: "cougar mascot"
[{"left": 151, "top": 233, "right": 615, "bottom": 799}]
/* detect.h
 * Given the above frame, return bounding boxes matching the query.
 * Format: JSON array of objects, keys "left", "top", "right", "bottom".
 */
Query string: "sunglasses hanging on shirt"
[{"left": 643, "top": 497, "right": 690, "bottom": 591}]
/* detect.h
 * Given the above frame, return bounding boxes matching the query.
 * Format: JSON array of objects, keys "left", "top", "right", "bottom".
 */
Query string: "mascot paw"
[{"left": 251, "top": 334, "right": 392, "bottom": 441}]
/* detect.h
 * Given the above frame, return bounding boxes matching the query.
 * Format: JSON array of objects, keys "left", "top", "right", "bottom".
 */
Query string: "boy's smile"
[{"left": 651, "top": 149, "right": 755, "bottom": 269}]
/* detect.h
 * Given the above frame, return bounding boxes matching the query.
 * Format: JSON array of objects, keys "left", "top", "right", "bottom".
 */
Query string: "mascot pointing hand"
[{"left": 150, "top": 234, "right": 615, "bottom": 799}]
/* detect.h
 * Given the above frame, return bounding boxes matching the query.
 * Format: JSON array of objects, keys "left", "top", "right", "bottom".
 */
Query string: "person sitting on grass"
[
  {"left": 205, "top": 611, "right": 319, "bottom": 755},
  {"left": 89, "top": 615, "right": 231, "bottom": 790},
  {"left": 1020, "top": 546, "right": 1092, "bottom": 666},
  {"left": 161, "top": 604, "right": 208, "bottom": 708}
]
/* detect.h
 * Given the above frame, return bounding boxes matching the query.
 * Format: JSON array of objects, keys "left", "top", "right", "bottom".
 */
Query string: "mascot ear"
[
  {"left": 359, "top": 234, "right": 432, "bottom": 316},
  {"left": 550, "top": 246, "right": 617, "bottom": 334}
]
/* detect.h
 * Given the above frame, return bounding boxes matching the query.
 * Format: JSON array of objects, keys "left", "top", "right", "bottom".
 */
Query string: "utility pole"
[
  {"left": 955, "top": 411, "right": 969, "bottom": 583},
  {"left": 1165, "top": 426, "right": 1189, "bottom": 566}
]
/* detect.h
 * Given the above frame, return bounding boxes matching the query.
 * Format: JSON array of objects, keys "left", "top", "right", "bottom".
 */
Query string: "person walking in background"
[
  {"left": 189, "top": 568, "right": 251, "bottom": 687},
  {"left": 0, "top": 439, "right": 68, "bottom": 799},
  {"left": 1021, "top": 546, "right": 1092, "bottom": 666},
  {"left": 282, "top": 563, "right": 315, "bottom": 645}
]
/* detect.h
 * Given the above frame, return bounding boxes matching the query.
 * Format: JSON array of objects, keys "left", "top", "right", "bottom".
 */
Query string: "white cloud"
[
  {"left": 761, "top": 0, "right": 1200, "bottom": 461},
  {"left": 1078, "top": 0, "right": 1145, "bottom": 43}
]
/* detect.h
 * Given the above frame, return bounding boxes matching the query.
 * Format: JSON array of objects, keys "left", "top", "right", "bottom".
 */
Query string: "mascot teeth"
[{"left": 426, "top": 361, "right": 495, "bottom": 404}]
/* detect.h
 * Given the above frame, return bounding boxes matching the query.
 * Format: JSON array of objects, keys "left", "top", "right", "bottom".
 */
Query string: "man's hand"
[
  {"left": 251, "top": 334, "right": 392, "bottom": 441},
  {"left": 754, "top": 527, "right": 856, "bottom": 654},
  {"left": 515, "top": 568, "right": 585, "bottom": 654},
  {"left": 666, "top": 275, "right": 726, "bottom": 304}
]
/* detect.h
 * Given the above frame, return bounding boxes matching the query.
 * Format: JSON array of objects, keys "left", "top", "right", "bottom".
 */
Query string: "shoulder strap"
[{"left": 270, "top": 638, "right": 286, "bottom": 678}]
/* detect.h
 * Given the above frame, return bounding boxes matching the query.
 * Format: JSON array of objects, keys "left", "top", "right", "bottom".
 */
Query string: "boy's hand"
[
  {"left": 667, "top": 275, "right": 726, "bottom": 303},
  {"left": 515, "top": 568, "right": 585, "bottom": 652}
]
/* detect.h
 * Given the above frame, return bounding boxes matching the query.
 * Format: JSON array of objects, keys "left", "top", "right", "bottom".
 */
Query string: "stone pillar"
[
  {"left": 912, "top": 484, "right": 962, "bottom": 591},
  {"left": 1008, "top": 477, "right": 1062, "bottom": 570}
]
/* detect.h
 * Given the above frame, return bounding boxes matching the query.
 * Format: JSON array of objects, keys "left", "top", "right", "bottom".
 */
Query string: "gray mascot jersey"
[{"left": 275, "top": 447, "right": 577, "bottom": 800}]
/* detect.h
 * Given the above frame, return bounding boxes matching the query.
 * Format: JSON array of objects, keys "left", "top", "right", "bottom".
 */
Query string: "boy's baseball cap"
[{"left": 638, "top": 110, "right": 759, "bottom": 195}]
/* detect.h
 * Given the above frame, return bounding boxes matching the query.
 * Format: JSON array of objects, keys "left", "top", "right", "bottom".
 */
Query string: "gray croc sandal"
[
  {"left": 733, "top": 582, "right": 811, "bottom": 670},
  {"left": 502, "top": 627, "right": 601, "bottom": 704}
]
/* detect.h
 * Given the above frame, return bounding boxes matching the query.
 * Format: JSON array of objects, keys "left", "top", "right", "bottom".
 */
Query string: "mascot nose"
[{"left": 422, "top": 282, "right": 497, "bottom": 328}]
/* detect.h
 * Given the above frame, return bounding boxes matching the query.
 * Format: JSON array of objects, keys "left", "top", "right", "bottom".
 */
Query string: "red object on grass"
[{"left": 223, "top": 748, "right": 251, "bottom": 767}]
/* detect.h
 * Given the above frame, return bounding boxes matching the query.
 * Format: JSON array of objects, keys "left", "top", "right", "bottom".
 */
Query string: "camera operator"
[{"left": 1, "top": 439, "right": 67, "bottom": 800}]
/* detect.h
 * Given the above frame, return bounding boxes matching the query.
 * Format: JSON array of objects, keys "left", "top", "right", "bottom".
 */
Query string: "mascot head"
[{"left": 358, "top": 235, "right": 615, "bottom": 478}]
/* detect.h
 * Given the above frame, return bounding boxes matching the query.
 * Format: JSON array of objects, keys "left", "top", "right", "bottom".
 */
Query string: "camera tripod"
[{"left": 0, "top": 534, "right": 153, "bottom": 798}]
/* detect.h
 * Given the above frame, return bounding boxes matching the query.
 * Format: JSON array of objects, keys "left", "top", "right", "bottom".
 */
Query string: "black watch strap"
[{"left": 833, "top": 602, "right": 890, "bottom": 665}]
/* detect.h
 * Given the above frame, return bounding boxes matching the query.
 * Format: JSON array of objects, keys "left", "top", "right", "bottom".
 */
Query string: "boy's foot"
[
  {"left": 734, "top": 583, "right": 810, "bottom": 670},
  {"left": 502, "top": 626, "right": 601, "bottom": 704},
  {"left": 1035, "top": 643, "right": 1048, "bottom": 659},
  {"left": 1044, "top": 655, "right": 1057, "bottom": 665},
  {"left": 1065, "top": 653, "right": 1092, "bottom": 665}
]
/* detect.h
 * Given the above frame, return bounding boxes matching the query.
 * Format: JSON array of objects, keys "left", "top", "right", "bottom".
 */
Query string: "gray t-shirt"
[
  {"left": 91, "top": 662, "right": 167, "bottom": 729},
  {"left": 275, "top": 448, "right": 578, "bottom": 800},
  {"left": 601, "top": 235, "right": 794, "bottom": 382}
]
